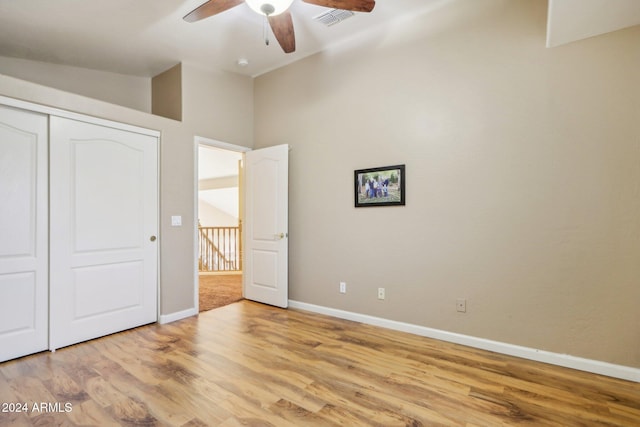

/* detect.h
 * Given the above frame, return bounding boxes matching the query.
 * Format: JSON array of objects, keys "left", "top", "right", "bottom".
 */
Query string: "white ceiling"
[
  {"left": 0, "top": 0, "right": 640, "bottom": 77},
  {"left": 0, "top": 1, "right": 637, "bottom": 78},
  {"left": 0, "top": 0, "right": 446, "bottom": 78},
  {"left": 199, "top": 145, "right": 242, "bottom": 180},
  {"left": 198, "top": 145, "right": 242, "bottom": 218},
  {"left": 546, "top": 0, "right": 640, "bottom": 47}
]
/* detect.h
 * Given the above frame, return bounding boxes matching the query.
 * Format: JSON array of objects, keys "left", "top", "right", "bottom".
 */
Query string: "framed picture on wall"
[{"left": 355, "top": 164, "right": 405, "bottom": 207}]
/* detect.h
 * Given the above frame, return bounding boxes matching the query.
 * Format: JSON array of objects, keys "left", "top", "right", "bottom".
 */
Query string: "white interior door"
[
  {"left": 0, "top": 105, "right": 48, "bottom": 362},
  {"left": 49, "top": 117, "right": 158, "bottom": 350},
  {"left": 243, "top": 144, "right": 288, "bottom": 308}
]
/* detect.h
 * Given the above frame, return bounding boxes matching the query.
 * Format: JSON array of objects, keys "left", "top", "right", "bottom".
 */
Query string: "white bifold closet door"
[
  {"left": 49, "top": 117, "right": 158, "bottom": 350},
  {"left": 0, "top": 105, "right": 49, "bottom": 362}
]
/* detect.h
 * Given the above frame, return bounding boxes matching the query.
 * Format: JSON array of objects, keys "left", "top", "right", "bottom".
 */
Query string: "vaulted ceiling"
[
  {"left": 546, "top": 0, "right": 640, "bottom": 47},
  {"left": 0, "top": 0, "right": 441, "bottom": 77},
  {"left": 0, "top": 0, "right": 638, "bottom": 79}
]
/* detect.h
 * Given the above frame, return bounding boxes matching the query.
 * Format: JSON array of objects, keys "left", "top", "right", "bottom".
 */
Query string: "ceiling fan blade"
[
  {"left": 268, "top": 12, "right": 296, "bottom": 54},
  {"left": 183, "top": 0, "right": 244, "bottom": 23},
  {"left": 302, "top": 0, "right": 375, "bottom": 13}
]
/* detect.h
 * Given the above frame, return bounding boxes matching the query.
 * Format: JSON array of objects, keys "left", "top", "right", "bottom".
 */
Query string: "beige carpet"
[{"left": 199, "top": 274, "right": 243, "bottom": 312}]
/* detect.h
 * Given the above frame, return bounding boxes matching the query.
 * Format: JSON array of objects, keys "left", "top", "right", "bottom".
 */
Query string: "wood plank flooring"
[{"left": 1, "top": 300, "right": 639, "bottom": 426}]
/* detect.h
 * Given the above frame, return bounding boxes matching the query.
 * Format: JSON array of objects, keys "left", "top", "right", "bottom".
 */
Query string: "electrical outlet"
[
  {"left": 378, "top": 287, "right": 385, "bottom": 300},
  {"left": 339, "top": 282, "right": 346, "bottom": 294},
  {"left": 456, "top": 298, "right": 467, "bottom": 313}
]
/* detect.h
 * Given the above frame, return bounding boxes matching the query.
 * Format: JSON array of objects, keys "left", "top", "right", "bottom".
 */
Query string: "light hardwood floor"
[{"left": 1, "top": 300, "right": 638, "bottom": 426}]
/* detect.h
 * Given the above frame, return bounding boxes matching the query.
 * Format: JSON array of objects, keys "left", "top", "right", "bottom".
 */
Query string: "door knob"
[{"left": 150, "top": 235, "right": 157, "bottom": 242}]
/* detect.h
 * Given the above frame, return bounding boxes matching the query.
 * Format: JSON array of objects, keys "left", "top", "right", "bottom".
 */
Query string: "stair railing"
[{"left": 198, "top": 226, "right": 241, "bottom": 272}]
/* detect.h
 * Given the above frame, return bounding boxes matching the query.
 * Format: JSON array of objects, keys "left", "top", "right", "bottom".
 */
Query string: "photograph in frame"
[{"left": 354, "top": 164, "right": 405, "bottom": 207}]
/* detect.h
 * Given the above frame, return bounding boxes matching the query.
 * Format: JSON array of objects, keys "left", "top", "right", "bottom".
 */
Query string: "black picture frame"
[{"left": 354, "top": 164, "right": 405, "bottom": 207}]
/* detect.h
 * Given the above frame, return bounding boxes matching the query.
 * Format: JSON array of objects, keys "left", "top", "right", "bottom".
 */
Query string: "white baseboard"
[
  {"left": 288, "top": 300, "right": 640, "bottom": 383},
  {"left": 159, "top": 307, "right": 198, "bottom": 324}
]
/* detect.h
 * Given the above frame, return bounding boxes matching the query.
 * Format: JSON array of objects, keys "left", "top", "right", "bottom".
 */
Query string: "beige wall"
[
  {"left": 182, "top": 63, "right": 254, "bottom": 147},
  {"left": 152, "top": 63, "right": 182, "bottom": 121},
  {"left": 0, "top": 64, "right": 253, "bottom": 317},
  {"left": 0, "top": 56, "right": 151, "bottom": 112},
  {"left": 198, "top": 200, "right": 238, "bottom": 227},
  {"left": 254, "top": 0, "right": 640, "bottom": 367}
]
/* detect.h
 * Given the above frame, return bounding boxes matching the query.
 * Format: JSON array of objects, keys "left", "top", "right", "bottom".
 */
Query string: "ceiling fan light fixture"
[{"left": 245, "top": 0, "right": 294, "bottom": 16}]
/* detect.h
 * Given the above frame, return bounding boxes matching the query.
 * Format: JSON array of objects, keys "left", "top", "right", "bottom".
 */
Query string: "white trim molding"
[
  {"left": 159, "top": 307, "right": 198, "bottom": 325},
  {"left": 195, "top": 135, "right": 251, "bottom": 153},
  {"left": 289, "top": 300, "right": 640, "bottom": 383},
  {"left": 192, "top": 135, "right": 251, "bottom": 318},
  {"left": 0, "top": 95, "right": 160, "bottom": 137}
]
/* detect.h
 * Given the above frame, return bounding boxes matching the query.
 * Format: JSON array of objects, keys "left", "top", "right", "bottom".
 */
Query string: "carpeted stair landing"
[{"left": 199, "top": 274, "right": 243, "bottom": 312}]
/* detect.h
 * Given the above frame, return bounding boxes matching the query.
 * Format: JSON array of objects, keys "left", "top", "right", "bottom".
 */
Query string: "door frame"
[{"left": 193, "top": 136, "right": 250, "bottom": 311}]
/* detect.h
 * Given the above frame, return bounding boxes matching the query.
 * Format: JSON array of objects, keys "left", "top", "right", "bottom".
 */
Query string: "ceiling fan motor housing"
[
  {"left": 261, "top": 4, "right": 275, "bottom": 15},
  {"left": 246, "top": 0, "right": 294, "bottom": 16},
  {"left": 184, "top": 0, "right": 375, "bottom": 54}
]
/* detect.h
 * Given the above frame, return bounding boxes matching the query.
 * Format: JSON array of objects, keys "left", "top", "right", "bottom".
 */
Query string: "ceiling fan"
[{"left": 183, "top": 0, "right": 376, "bottom": 54}]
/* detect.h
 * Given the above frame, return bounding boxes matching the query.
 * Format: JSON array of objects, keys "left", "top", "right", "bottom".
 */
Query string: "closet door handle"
[{"left": 150, "top": 235, "right": 157, "bottom": 242}]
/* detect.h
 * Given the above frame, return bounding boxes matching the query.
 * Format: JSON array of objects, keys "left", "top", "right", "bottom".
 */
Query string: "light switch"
[{"left": 171, "top": 215, "right": 182, "bottom": 227}]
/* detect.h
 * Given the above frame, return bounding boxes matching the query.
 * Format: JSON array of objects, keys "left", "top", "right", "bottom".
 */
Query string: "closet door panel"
[
  {"left": 49, "top": 117, "right": 158, "bottom": 350},
  {"left": 0, "top": 105, "right": 48, "bottom": 362}
]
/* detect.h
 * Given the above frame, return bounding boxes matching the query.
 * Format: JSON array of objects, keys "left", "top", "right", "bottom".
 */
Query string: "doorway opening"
[{"left": 195, "top": 137, "right": 249, "bottom": 312}]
